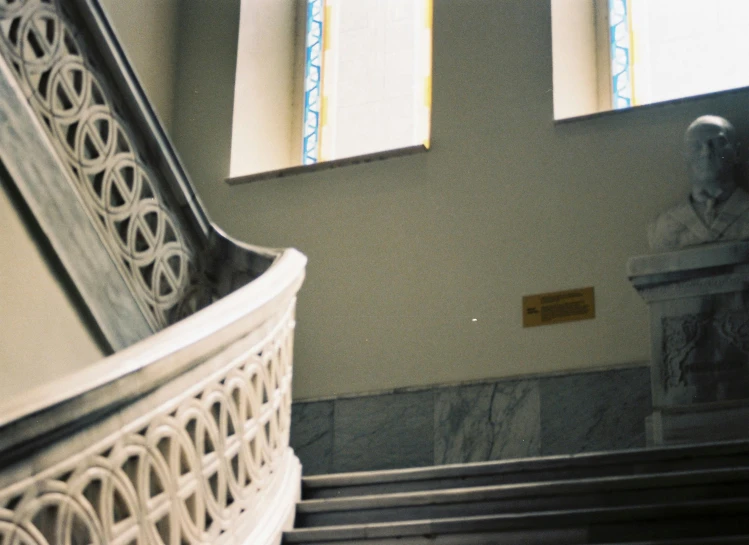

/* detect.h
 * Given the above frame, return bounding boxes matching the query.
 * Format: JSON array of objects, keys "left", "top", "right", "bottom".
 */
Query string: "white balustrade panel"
[
  {"left": 0, "top": 0, "right": 210, "bottom": 332},
  {"left": 0, "top": 296, "right": 300, "bottom": 545},
  {"left": 0, "top": 0, "right": 306, "bottom": 541}
]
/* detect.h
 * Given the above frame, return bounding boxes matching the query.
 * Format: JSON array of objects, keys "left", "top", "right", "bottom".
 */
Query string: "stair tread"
[
  {"left": 598, "top": 539, "right": 749, "bottom": 545},
  {"left": 284, "top": 497, "right": 749, "bottom": 542},
  {"left": 302, "top": 440, "right": 749, "bottom": 490},
  {"left": 297, "top": 466, "right": 749, "bottom": 513}
]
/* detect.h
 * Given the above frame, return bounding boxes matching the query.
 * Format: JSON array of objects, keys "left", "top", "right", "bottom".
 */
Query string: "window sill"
[
  {"left": 225, "top": 144, "right": 429, "bottom": 186},
  {"left": 554, "top": 84, "right": 749, "bottom": 125}
]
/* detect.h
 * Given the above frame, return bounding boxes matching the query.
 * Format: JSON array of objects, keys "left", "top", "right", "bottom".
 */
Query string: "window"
[
  {"left": 552, "top": 0, "right": 749, "bottom": 120},
  {"left": 623, "top": 0, "right": 749, "bottom": 108},
  {"left": 230, "top": 0, "right": 432, "bottom": 178}
]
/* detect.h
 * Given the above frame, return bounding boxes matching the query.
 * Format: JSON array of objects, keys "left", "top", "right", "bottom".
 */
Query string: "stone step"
[
  {"left": 295, "top": 466, "right": 749, "bottom": 527},
  {"left": 302, "top": 440, "right": 749, "bottom": 500},
  {"left": 283, "top": 498, "right": 749, "bottom": 544},
  {"left": 596, "top": 534, "right": 749, "bottom": 545},
  {"left": 287, "top": 533, "right": 749, "bottom": 545}
]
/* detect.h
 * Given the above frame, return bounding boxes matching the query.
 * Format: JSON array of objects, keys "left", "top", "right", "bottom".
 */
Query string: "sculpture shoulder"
[
  {"left": 725, "top": 187, "right": 749, "bottom": 236},
  {"left": 648, "top": 202, "right": 695, "bottom": 252},
  {"left": 731, "top": 187, "right": 749, "bottom": 211}
]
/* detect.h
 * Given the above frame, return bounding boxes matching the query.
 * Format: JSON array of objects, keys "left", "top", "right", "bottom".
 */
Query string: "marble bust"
[{"left": 648, "top": 115, "right": 749, "bottom": 252}]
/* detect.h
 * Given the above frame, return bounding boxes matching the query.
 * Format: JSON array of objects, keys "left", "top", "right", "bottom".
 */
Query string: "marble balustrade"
[{"left": 0, "top": 3, "right": 308, "bottom": 545}]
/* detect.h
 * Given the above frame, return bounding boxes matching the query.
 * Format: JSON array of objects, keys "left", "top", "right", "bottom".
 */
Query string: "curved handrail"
[
  {"left": 0, "top": 246, "right": 306, "bottom": 545},
  {"left": 0, "top": 1, "right": 308, "bottom": 543},
  {"left": 0, "top": 247, "right": 306, "bottom": 464}
]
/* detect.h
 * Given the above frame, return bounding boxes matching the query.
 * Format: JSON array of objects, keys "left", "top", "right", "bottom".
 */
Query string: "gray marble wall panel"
[
  {"left": 333, "top": 391, "right": 434, "bottom": 473},
  {"left": 434, "top": 379, "right": 540, "bottom": 464},
  {"left": 290, "top": 401, "right": 334, "bottom": 475},
  {"left": 539, "top": 366, "right": 652, "bottom": 455},
  {"left": 290, "top": 365, "right": 652, "bottom": 475}
]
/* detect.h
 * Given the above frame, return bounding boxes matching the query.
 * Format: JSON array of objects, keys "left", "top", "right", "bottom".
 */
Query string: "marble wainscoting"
[
  {"left": 290, "top": 364, "right": 652, "bottom": 475},
  {"left": 434, "top": 379, "right": 541, "bottom": 464}
]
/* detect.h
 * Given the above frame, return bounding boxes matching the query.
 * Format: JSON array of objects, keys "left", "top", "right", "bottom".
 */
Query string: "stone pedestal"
[{"left": 628, "top": 240, "right": 749, "bottom": 446}]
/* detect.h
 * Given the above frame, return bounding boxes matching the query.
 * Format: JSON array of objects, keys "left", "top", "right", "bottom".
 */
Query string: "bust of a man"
[{"left": 648, "top": 115, "right": 749, "bottom": 252}]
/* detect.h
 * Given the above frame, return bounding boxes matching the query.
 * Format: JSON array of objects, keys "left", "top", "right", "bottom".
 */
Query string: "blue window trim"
[
  {"left": 303, "top": 0, "right": 324, "bottom": 165},
  {"left": 609, "top": 0, "right": 632, "bottom": 109}
]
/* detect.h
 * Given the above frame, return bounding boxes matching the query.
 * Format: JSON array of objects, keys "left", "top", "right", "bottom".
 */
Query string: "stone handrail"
[
  {"left": 0, "top": 247, "right": 306, "bottom": 545},
  {"left": 0, "top": 0, "right": 308, "bottom": 544}
]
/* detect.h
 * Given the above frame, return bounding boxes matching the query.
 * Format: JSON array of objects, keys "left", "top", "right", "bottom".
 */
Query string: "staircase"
[{"left": 283, "top": 440, "right": 749, "bottom": 544}]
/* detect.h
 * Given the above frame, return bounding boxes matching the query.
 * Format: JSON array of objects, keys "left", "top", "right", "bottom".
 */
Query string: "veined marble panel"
[
  {"left": 289, "top": 365, "right": 652, "bottom": 475},
  {"left": 434, "top": 379, "right": 540, "bottom": 464},
  {"left": 290, "top": 401, "right": 334, "bottom": 475},
  {"left": 333, "top": 391, "right": 434, "bottom": 473},
  {"left": 539, "top": 366, "right": 652, "bottom": 455}
]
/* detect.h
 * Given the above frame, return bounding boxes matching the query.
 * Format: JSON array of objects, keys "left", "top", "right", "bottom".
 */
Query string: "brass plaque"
[{"left": 523, "top": 287, "right": 595, "bottom": 328}]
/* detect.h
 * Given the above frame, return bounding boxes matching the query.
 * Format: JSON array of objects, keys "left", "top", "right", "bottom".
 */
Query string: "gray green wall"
[
  {"left": 100, "top": 0, "right": 180, "bottom": 132},
  {"left": 170, "top": 1, "right": 241, "bottom": 190},
  {"left": 167, "top": 1, "right": 749, "bottom": 400}
]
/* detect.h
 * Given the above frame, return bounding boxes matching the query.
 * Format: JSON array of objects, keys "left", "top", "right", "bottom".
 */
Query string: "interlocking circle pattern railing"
[
  {"left": 0, "top": 300, "right": 296, "bottom": 545},
  {"left": 0, "top": 0, "right": 207, "bottom": 329}
]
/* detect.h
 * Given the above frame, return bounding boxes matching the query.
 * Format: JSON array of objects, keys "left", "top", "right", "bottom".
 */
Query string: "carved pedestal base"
[
  {"left": 629, "top": 241, "right": 749, "bottom": 446},
  {"left": 645, "top": 401, "right": 749, "bottom": 446}
]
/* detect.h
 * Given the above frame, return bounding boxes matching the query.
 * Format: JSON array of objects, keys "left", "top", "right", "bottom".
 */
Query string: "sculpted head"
[
  {"left": 684, "top": 115, "right": 738, "bottom": 199},
  {"left": 648, "top": 115, "right": 749, "bottom": 252}
]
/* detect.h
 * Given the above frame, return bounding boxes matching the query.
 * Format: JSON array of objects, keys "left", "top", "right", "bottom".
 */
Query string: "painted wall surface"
[
  {"left": 99, "top": 0, "right": 180, "bottom": 133},
  {"left": 171, "top": 1, "right": 241, "bottom": 188},
  {"left": 551, "top": 0, "right": 598, "bottom": 119},
  {"left": 170, "top": 0, "right": 749, "bottom": 400},
  {"left": 0, "top": 184, "right": 104, "bottom": 399},
  {"left": 230, "top": 0, "right": 297, "bottom": 177}
]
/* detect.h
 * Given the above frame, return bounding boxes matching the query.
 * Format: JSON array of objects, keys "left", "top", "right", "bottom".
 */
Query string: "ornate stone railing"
[
  {"left": 0, "top": 0, "right": 277, "bottom": 350},
  {"left": 0, "top": 247, "right": 306, "bottom": 545},
  {"left": 0, "top": 0, "right": 307, "bottom": 544}
]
